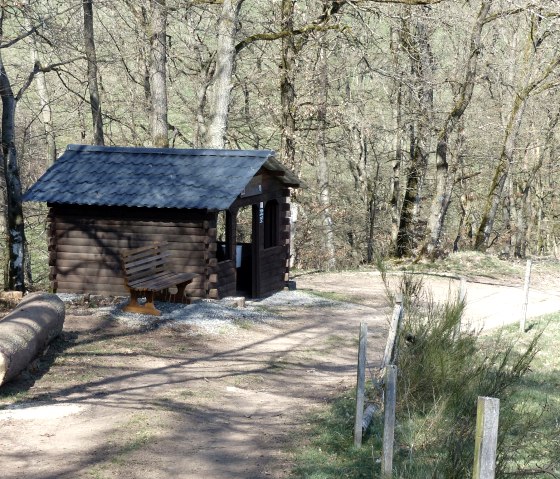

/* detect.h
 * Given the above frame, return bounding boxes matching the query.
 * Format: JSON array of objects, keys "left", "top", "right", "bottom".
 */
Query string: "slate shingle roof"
[{"left": 23, "top": 145, "right": 300, "bottom": 211}]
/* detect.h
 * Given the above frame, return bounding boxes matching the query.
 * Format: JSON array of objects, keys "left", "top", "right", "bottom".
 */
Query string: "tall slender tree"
[
  {"left": 150, "top": 0, "right": 169, "bottom": 147},
  {"left": 83, "top": 0, "right": 104, "bottom": 145}
]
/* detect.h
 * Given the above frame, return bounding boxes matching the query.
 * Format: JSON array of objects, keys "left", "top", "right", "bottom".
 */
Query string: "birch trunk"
[
  {"left": 29, "top": 32, "right": 56, "bottom": 166},
  {"left": 83, "top": 0, "right": 104, "bottom": 145},
  {"left": 0, "top": 49, "right": 26, "bottom": 292},
  {"left": 316, "top": 44, "right": 335, "bottom": 269}
]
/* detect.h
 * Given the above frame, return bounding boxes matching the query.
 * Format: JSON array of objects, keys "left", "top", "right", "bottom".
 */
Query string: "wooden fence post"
[
  {"left": 460, "top": 277, "right": 467, "bottom": 303},
  {"left": 381, "top": 365, "right": 397, "bottom": 479},
  {"left": 354, "top": 321, "right": 368, "bottom": 447},
  {"left": 473, "top": 396, "right": 500, "bottom": 479},
  {"left": 454, "top": 277, "right": 467, "bottom": 338},
  {"left": 381, "top": 297, "right": 403, "bottom": 369},
  {"left": 520, "top": 259, "right": 532, "bottom": 333}
]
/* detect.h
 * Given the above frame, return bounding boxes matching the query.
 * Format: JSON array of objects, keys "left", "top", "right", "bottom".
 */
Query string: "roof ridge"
[{"left": 66, "top": 144, "right": 275, "bottom": 158}]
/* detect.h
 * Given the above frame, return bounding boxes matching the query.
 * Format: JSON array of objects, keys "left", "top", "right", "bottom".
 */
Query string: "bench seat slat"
[{"left": 128, "top": 272, "right": 196, "bottom": 290}]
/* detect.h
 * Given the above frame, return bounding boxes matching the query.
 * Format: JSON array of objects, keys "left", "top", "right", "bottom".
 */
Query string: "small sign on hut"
[{"left": 24, "top": 145, "right": 301, "bottom": 300}]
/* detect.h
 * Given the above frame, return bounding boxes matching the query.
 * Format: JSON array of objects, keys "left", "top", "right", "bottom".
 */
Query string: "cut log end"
[{"left": 0, "top": 293, "right": 65, "bottom": 386}]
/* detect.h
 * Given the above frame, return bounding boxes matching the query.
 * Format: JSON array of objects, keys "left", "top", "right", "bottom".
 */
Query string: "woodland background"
[{"left": 1, "top": 0, "right": 560, "bottom": 290}]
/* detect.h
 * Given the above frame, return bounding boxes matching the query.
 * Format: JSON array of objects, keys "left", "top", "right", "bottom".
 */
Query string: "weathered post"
[
  {"left": 520, "top": 259, "right": 532, "bottom": 333},
  {"left": 454, "top": 277, "right": 467, "bottom": 338},
  {"left": 460, "top": 277, "right": 467, "bottom": 303},
  {"left": 381, "top": 296, "right": 403, "bottom": 369},
  {"left": 381, "top": 365, "right": 397, "bottom": 478},
  {"left": 473, "top": 396, "right": 500, "bottom": 479},
  {"left": 354, "top": 321, "right": 368, "bottom": 447}
]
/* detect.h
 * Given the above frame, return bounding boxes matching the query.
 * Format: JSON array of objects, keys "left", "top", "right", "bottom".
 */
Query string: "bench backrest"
[{"left": 121, "top": 242, "right": 172, "bottom": 284}]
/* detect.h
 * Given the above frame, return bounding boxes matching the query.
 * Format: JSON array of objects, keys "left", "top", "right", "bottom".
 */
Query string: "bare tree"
[
  {"left": 83, "top": 0, "right": 104, "bottom": 145},
  {"left": 150, "top": 0, "right": 169, "bottom": 147},
  {"left": 206, "top": 0, "right": 241, "bottom": 148}
]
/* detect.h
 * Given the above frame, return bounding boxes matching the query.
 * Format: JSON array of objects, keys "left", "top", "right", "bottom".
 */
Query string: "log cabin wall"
[{"left": 48, "top": 204, "right": 213, "bottom": 298}]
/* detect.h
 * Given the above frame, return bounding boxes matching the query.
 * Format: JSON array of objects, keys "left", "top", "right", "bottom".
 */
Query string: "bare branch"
[{"left": 16, "top": 56, "right": 83, "bottom": 101}]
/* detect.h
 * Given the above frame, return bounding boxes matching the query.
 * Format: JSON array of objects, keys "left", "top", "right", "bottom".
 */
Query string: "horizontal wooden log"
[
  {"left": 50, "top": 266, "right": 120, "bottom": 278},
  {"left": 261, "top": 245, "right": 286, "bottom": 261},
  {"left": 56, "top": 280, "right": 209, "bottom": 298},
  {"left": 217, "top": 269, "right": 236, "bottom": 284},
  {"left": 53, "top": 233, "right": 207, "bottom": 247},
  {"left": 260, "top": 273, "right": 286, "bottom": 288},
  {"left": 260, "top": 276, "right": 285, "bottom": 291},
  {"left": 53, "top": 216, "right": 208, "bottom": 230},
  {"left": 260, "top": 262, "right": 287, "bottom": 276},
  {"left": 217, "top": 279, "right": 236, "bottom": 290},
  {"left": 54, "top": 226, "right": 211, "bottom": 240},
  {"left": 54, "top": 249, "right": 207, "bottom": 261},
  {"left": 50, "top": 204, "right": 212, "bottom": 223},
  {"left": 54, "top": 239, "right": 208, "bottom": 254},
  {"left": 217, "top": 285, "right": 236, "bottom": 299},
  {"left": 0, "top": 293, "right": 65, "bottom": 386},
  {"left": 259, "top": 285, "right": 285, "bottom": 298}
]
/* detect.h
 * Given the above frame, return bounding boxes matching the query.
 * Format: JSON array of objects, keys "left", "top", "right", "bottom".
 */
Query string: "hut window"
[
  {"left": 264, "top": 200, "right": 279, "bottom": 249},
  {"left": 216, "top": 210, "right": 232, "bottom": 262}
]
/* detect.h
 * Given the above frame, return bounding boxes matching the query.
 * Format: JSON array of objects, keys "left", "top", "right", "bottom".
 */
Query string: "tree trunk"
[
  {"left": 0, "top": 50, "right": 26, "bottom": 292},
  {"left": 390, "top": 79, "right": 403, "bottom": 248},
  {"left": 421, "top": 0, "right": 491, "bottom": 258},
  {"left": 206, "top": 0, "right": 239, "bottom": 149},
  {"left": 395, "top": 12, "right": 433, "bottom": 257},
  {"left": 316, "top": 43, "right": 335, "bottom": 270},
  {"left": 150, "top": 0, "right": 168, "bottom": 148},
  {"left": 193, "top": 60, "right": 214, "bottom": 148},
  {"left": 474, "top": 96, "right": 527, "bottom": 250},
  {"left": 0, "top": 293, "right": 64, "bottom": 385},
  {"left": 280, "top": 0, "right": 297, "bottom": 172},
  {"left": 395, "top": 124, "right": 427, "bottom": 257},
  {"left": 83, "top": 0, "right": 104, "bottom": 145},
  {"left": 474, "top": 11, "right": 560, "bottom": 250},
  {"left": 29, "top": 31, "right": 56, "bottom": 166}
]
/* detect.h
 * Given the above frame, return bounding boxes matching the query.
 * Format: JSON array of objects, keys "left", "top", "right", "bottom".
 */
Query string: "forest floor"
[{"left": 1, "top": 261, "right": 560, "bottom": 479}]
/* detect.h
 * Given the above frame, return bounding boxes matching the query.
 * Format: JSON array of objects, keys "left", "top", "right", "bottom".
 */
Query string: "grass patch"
[
  {"left": 290, "top": 394, "right": 382, "bottom": 479},
  {"left": 388, "top": 251, "right": 525, "bottom": 281},
  {"left": 484, "top": 314, "right": 560, "bottom": 476},
  {"left": 299, "top": 289, "right": 349, "bottom": 303},
  {"left": 292, "top": 276, "right": 560, "bottom": 478}
]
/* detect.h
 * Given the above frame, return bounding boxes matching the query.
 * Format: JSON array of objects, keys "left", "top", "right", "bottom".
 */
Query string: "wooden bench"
[{"left": 121, "top": 242, "right": 197, "bottom": 316}]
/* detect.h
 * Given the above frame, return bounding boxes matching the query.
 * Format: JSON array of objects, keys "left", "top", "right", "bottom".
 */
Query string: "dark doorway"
[{"left": 235, "top": 205, "right": 253, "bottom": 295}]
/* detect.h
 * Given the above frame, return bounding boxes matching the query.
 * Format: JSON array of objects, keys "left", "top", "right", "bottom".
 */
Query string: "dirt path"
[
  {"left": 1, "top": 271, "right": 559, "bottom": 479},
  {"left": 0, "top": 293, "right": 388, "bottom": 479}
]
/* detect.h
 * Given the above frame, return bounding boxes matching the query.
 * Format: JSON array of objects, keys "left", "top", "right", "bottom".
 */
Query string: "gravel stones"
[{"left": 58, "top": 290, "right": 340, "bottom": 335}]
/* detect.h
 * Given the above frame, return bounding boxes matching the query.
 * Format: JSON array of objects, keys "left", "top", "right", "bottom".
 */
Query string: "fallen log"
[{"left": 0, "top": 293, "right": 65, "bottom": 386}]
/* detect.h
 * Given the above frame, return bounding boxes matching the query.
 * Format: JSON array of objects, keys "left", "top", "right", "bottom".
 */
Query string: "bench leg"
[
  {"left": 168, "top": 282, "right": 191, "bottom": 305},
  {"left": 122, "top": 290, "right": 162, "bottom": 316}
]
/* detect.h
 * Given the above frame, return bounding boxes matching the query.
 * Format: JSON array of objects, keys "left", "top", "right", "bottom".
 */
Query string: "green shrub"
[{"left": 394, "top": 274, "right": 541, "bottom": 478}]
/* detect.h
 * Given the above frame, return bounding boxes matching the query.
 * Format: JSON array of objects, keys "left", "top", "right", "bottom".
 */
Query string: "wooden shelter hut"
[{"left": 23, "top": 145, "right": 301, "bottom": 300}]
